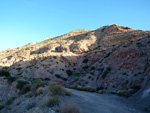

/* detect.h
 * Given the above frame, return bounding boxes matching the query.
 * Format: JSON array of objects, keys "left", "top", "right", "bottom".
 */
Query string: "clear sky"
[{"left": 0, "top": 0, "right": 150, "bottom": 51}]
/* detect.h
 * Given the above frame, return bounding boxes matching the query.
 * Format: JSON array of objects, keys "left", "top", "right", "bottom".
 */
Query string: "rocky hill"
[{"left": 0, "top": 24, "right": 150, "bottom": 113}]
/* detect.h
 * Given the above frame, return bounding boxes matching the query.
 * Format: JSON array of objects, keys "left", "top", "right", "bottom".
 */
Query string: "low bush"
[
  {"left": 0, "top": 105, "right": 4, "bottom": 110},
  {"left": 83, "top": 58, "right": 88, "bottom": 63},
  {"left": 36, "top": 87, "right": 44, "bottom": 95},
  {"left": 7, "top": 76, "right": 16, "bottom": 83},
  {"left": 0, "top": 70, "right": 10, "bottom": 77},
  {"left": 115, "top": 89, "right": 136, "bottom": 97},
  {"left": 16, "top": 80, "right": 28, "bottom": 90},
  {"left": 69, "top": 85, "right": 76, "bottom": 89},
  {"left": 27, "top": 92, "right": 34, "bottom": 98},
  {"left": 82, "top": 66, "right": 89, "bottom": 70},
  {"left": 62, "top": 104, "right": 80, "bottom": 113},
  {"left": 32, "top": 79, "right": 45, "bottom": 89},
  {"left": 102, "top": 67, "right": 111, "bottom": 79},
  {"left": 74, "top": 72, "right": 81, "bottom": 77},
  {"left": 91, "top": 66, "right": 95, "bottom": 70},
  {"left": 131, "top": 85, "right": 141, "bottom": 90},
  {"left": 46, "top": 95, "right": 60, "bottom": 107},
  {"left": 66, "top": 70, "right": 73, "bottom": 76},
  {"left": 76, "top": 86, "right": 84, "bottom": 91},
  {"left": 49, "top": 82, "right": 63, "bottom": 95},
  {"left": 20, "top": 84, "right": 31, "bottom": 94},
  {"left": 122, "top": 72, "right": 127, "bottom": 75},
  {"left": 85, "top": 86, "right": 95, "bottom": 92},
  {"left": 6, "top": 97, "right": 16, "bottom": 105},
  {"left": 98, "top": 90, "right": 103, "bottom": 94}
]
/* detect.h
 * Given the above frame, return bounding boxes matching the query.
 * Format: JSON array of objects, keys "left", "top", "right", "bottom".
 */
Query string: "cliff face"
[{"left": 0, "top": 24, "right": 150, "bottom": 92}]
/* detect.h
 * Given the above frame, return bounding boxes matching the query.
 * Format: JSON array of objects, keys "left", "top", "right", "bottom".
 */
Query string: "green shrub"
[
  {"left": 55, "top": 108, "right": 60, "bottom": 112},
  {"left": 66, "top": 70, "right": 73, "bottom": 76},
  {"left": 122, "top": 72, "right": 127, "bottom": 75},
  {"left": 131, "top": 85, "right": 141, "bottom": 90},
  {"left": 0, "top": 105, "right": 4, "bottom": 110},
  {"left": 83, "top": 58, "right": 88, "bottom": 63},
  {"left": 7, "top": 76, "right": 16, "bottom": 83},
  {"left": 20, "top": 84, "right": 31, "bottom": 94},
  {"left": 74, "top": 72, "right": 81, "bottom": 77},
  {"left": 16, "top": 67, "right": 22, "bottom": 71},
  {"left": 69, "top": 85, "right": 76, "bottom": 89},
  {"left": 102, "top": 67, "right": 111, "bottom": 79},
  {"left": 85, "top": 86, "right": 95, "bottom": 92},
  {"left": 6, "top": 97, "right": 16, "bottom": 105},
  {"left": 16, "top": 80, "right": 28, "bottom": 90},
  {"left": 49, "top": 82, "right": 63, "bottom": 95},
  {"left": 91, "top": 66, "right": 95, "bottom": 70},
  {"left": 36, "top": 87, "right": 44, "bottom": 95},
  {"left": 88, "top": 76, "right": 92, "bottom": 79},
  {"left": 0, "top": 70, "right": 10, "bottom": 77},
  {"left": 27, "top": 92, "right": 34, "bottom": 98},
  {"left": 62, "top": 104, "right": 80, "bottom": 113},
  {"left": 32, "top": 79, "right": 45, "bottom": 89},
  {"left": 46, "top": 95, "right": 60, "bottom": 107},
  {"left": 82, "top": 66, "right": 89, "bottom": 70}
]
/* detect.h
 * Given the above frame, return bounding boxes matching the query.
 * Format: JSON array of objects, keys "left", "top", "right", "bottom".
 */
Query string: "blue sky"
[{"left": 0, "top": 0, "right": 150, "bottom": 51}]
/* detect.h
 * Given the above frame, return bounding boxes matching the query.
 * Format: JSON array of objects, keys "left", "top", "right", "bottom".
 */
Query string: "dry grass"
[
  {"left": 46, "top": 95, "right": 60, "bottom": 107},
  {"left": 27, "top": 91, "right": 34, "bottom": 98},
  {"left": 63, "top": 89, "right": 72, "bottom": 96},
  {"left": 62, "top": 104, "right": 80, "bottom": 113},
  {"left": 36, "top": 87, "right": 44, "bottom": 95}
]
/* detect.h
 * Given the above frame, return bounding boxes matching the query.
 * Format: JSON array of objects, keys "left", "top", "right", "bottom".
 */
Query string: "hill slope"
[{"left": 0, "top": 24, "right": 150, "bottom": 112}]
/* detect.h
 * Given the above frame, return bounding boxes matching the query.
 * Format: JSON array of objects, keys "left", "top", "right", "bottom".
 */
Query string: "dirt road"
[{"left": 61, "top": 89, "right": 145, "bottom": 113}]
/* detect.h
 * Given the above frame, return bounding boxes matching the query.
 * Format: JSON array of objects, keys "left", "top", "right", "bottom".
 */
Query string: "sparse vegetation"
[{"left": 62, "top": 104, "right": 80, "bottom": 113}]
